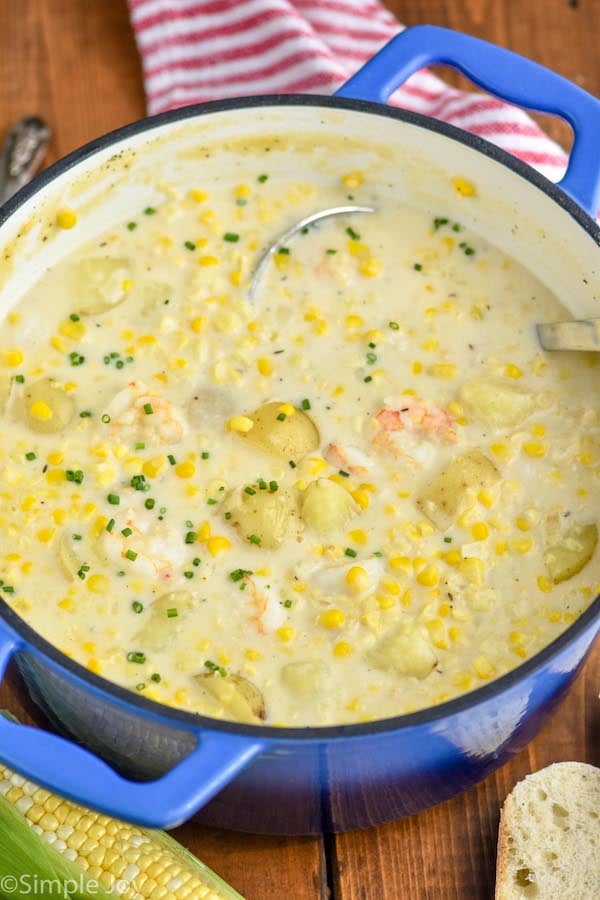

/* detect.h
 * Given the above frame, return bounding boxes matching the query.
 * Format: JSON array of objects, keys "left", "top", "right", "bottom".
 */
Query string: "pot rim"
[{"left": 1, "top": 93, "right": 598, "bottom": 743}]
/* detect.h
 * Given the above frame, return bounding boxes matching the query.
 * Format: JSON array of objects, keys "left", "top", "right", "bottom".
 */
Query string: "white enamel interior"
[{"left": 0, "top": 103, "right": 598, "bottom": 321}]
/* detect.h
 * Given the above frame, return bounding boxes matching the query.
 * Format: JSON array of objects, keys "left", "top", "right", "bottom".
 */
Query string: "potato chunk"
[
  {"left": 194, "top": 672, "right": 266, "bottom": 723},
  {"left": 301, "top": 478, "right": 359, "bottom": 535},
  {"left": 368, "top": 626, "right": 437, "bottom": 679},
  {"left": 75, "top": 257, "right": 130, "bottom": 315},
  {"left": 416, "top": 449, "right": 500, "bottom": 531},
  {"left": 282, "top": 660, "right": 329, "bottom": 698},
  {"left": 223, "top": 484, "right": 301, "bottom": 550},
  {"left": 58, "top": 531, "right": 85, "bottom": 580},
  {"left": 0, "top": 375, "right": 14, "bottom": 414},
  {"left": 459, "top": 377, "right": 534, "bottom": 430},
  {"left": 22, "top": 378, "right": 75, "bottom": 434},
  {"left": 134, "top": 590, "right": 194, "bottom": 651},
  {"left": 544, "top": 522, "right": 598, "bottom": 584},
  {"left": 240, "top": 402, "right": 319, "bottom": 464}
]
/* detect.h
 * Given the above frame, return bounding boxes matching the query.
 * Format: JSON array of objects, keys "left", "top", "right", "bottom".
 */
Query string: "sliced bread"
[{"left": 495, "top": 761, "right": 600, "bottom": 899}]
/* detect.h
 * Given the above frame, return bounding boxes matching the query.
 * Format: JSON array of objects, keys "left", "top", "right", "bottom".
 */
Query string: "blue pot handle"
[
  {"left": 0, "top": 621, "right": 264, "bottom": 828},
  {"left": 335, "top": 25, "right": 600, "bottom": 216}
]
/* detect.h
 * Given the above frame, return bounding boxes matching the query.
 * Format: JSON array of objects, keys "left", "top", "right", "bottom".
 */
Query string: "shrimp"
[
  {"left": 244, "top": 575, "right": 287, "bottom": 635},
  {"left": 324, "top": 443, "right": 374, "bottom": 477},
  {"left": 104, "top": 380, "right": 188, "bottom": 446},
  {"left": 99, "top": 506, "right": 187, "bottom": 582},
  {"left": 373, "top": 395, "right": 457, "bottom": 465}
]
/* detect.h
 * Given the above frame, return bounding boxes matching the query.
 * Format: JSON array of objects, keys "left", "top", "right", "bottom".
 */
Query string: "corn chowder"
[{"left": 0, "top": 169, "right": 598, "bottom": 727}]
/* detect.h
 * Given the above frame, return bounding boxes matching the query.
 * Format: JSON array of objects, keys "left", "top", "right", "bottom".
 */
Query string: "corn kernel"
[
  {"left": 86, "top": 659, "right": 101, "bottom": 674},
  {"left": 245, "top": 649, "right": 261, "bottom": 661},
  {"left": 377, "top": 594, "right": 395, "bottom": 610},
  {"left": 351, "top": 489, "right": 370, "bottom": 510},
  {"left": 348, "top": 529, "right": 367, "bottom": 545},
  {"left": 459, "top": 557, "right": 485, "bottom": 586},
  {"left": 448, "top": 626, "right": 463, "bottom": 643},
  {"left": 345, "top": 565, "right": 369, "bottom": 594},
  {"left": 426, "top": 618, "right": 447, "bottom": 649},
  {"left": 416, "top": 564, "right": 440, "bottom": 587},
  {"left": 59, "top": 319, "right": 86, "bottom": 341},
  {"left": 207, "top": 536, "right": 231, "bottom": 557},
  {"left": 199, "top": 255, "right": 218, "bottom": 266},
  {"left": 36, "top": 527, "right": 55, "bottom": 544},
  {"left": 360, "top": 257, "right": 381, "bottom": 277},
  {"left": 451, "top": 176, "right": 476, "bottom": 197},
  {"left": 390, "top": 555, "right": 411, "bottom": 575},
  {"left": 52, "top": 509, "right": 66, "bottom": 525},
  {"left": 30, "top": 401, "right": 52, "bottom": 421},
  {"left": 227, "top": 415, "right": 254, "bottom": 433},
  {"left": 477, "top": 489, "right": 494, "bottom": 509},
  {"left": 537, "top": 575, "right": 553, "bottom": 593},
  {"left": 471, "top": 522, "right": 489, "bottom": 541},
  {"left": 427, "top": 363, "right": 457, "bottom": 379},
  {"left": 522, "top": 442, "right": 547, "bottom": 458},
  {"left": 452, "top": 671, "right": 474, "bottom": 690},
  {"left": 341, "top": 171, "right": 364, "bottom": 189},
  {"left": 142, "top": 456, "right": 165, "bottom": 479},
  {"left": 4, "top": 349, "right": 23, "bottom": 367},
  {"left": 57, "top": 208, "right": 77, "bottom": 229},
  {"left": 174, "top": 460, "right": 195, "bottom": 478},
  {"left": 505, "top": 363, "right": 522, "bottom": 379},
  {"left": 345, "top": 315, "right": 364, "bottom": 328},
  {"left": 235, "top": 183, "right": 251, "bottom": 198},
  {"left": 190, "top": 188, "right": 208, "bottom": 202},
  {"left": 412, "top": 361, "right": 423, "bottom": 374},
  {"left": 278, "top": 403, "right": 296, "bottom": 417},
  {"left": 87, "top": 574, "right": 109, "bottom": 594},
  {"left": 473, "top": 655, "right": 496, "bottom": 680},
  {"left": 319, "top": 608, "right": 346, "bottom": 629},
  {"left": 257, "top": 357, "right": 273, "bottom": 376},
  {"left": 58, "top": 598, "right": 74, "bottom": 611},
  {"left": 510, "top": 536, "right": 533, "bottom": 555},
  {"left": 277, "top": 626, "right": 295, "bottom": 642}
]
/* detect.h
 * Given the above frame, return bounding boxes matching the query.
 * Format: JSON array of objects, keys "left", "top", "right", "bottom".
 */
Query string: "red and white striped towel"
[{"left": 127, "top": 0, "right": 568, "bottom": 183}]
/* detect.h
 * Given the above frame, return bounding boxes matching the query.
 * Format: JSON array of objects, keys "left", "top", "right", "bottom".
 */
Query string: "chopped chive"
[
  {"left": 127, "top": 221, "right": 137, "bottom": 231},
  {"left": 76, "top": 564, "right": 90, "bottom": 580},
  {"left": 150, "top": 672, "right": 161, "bottom": 683},
  {"left": 79, "top": 410, "right": 92, "bottom": 418},
  {"left": 132, "top": 600, "right": 143, "bottom": 614},
  {"left": 201, "top": 451, "right": 210, "bottom": 459},
  {"left": 224, "top": 511, "right": 232, "bottom": 520},
  {"left": 388, "top": 321, "right": 400, "bottom": 330},
  {"left": 166, "top": 608, "right": 178, "bottom": 618},
  {"left": 283, "top": 599, "right": 292, "bottom": 608},
  {"left": 127, "top": 650, "right": 146, "bottom": 663},
  {"left": 69, "top": 351, "right": 85, "bottom": 366},
  {"left": 452, "top": 222, "right": 462, "bottom": 232},
  {"left": 236, "top": 197, "right": 247, "bottom": 206},
  {"left": 301, "top": 398, "right": 311, "bottom": 410},
  {"left": 248, "top": 534, "right": 261, "bottom": 545},
  {"left": 72, "top": 534, "right": 82, "bottom": 541},
  {"left": 15, "top": 374, "right": 24, "bottom": 383},
  {"left": 269, "top": 480, "right": 278, "bottom": 492},
  {"left": 101, "top": 414, "right": 111, "bottom": 423},
  {"left": 204, "top": 660, "right": 227, "bottom": 677},
  {"left": 338, "top": 470, "right": 350, "bottom": 478},
  {"left": 346, "top": 226, "right": 360, "bottom": 240},
  {"left": 289, "top": 460, "right": 296, "bottom": 468},
  {"left": 373, "top": 550, "right": 383, "bottom": 557},
  {"left": 106, "top": 518, "right": 115, "bottom": 533},
  {"left": 413, "top": 262, "right": 423, "bottom": 271},
  {"left": 230, "top": 568, "right": 246, "bottom": 582},
  {"left": 69, "top": 313, "right": 80, "bottom": 322},
  {"left": 144, "top": 498, "right": 155, "bottom": 510},
  {"left": 143, "top": 402, "right": 154, "bottom": 415},
  {"left": 223, "top": 232, "right": 239, "bottom": 242},
  {"left": 135, "top": 683, "right": 146, "bottom": 692},
  {"left": 135, "top": 442, "right": 145, "bottom": 450},
  {"left": 144, "top": 207, "right": 156, "bottom": 215},
  {"left": 276, "top": 412, "right": 286, "bottom": 421},
  {"left": 167, "top": 454, "right": 176, "bottom": 465},
  {"left": 107, "top": 493, "right": 120, "bottom": 505},
  {"left": 344, "top": 547, "right": 358, "bottom": 558},
  {"left": 183, "top": 571, "right": 194, "bottom": 579},
  {"left": 366, "top": 352, "right": 377, "bottom": 365},
  {"left": 244, "top": 486, "right": 256, "bottom": 496},
  {"left": 193, "top": 557, "right": 201, "bottom": 566},
  {"left": 121, "top": 527, "right": 133, "bottom": 537},
  {"left": 277, "top": 247, "right": 290, "bottom": 255},
  {"left": 185, "top": 531, "right": 197, "bottom": 544},
  {"left": 125, "top": 549, "right": 138, "bottom": 561},
  {"left": 433, "top": 217, "right": 449, "bottom": 230},
  {"left": 130, "top": 474, "right": 149, "bottom": 492},
  {"left": 206, "top": 498, "right": 217, "bottom": 505},
  {"left": 258, "top": 479, "right": 267, "bottom": 490},
  {"left": 443, "top": 536, "right": 453, "bottom": 543},
  {"left": 25, "top": 451, "right": 36, "bottom": 461},
  {"left": 326, "top": 249, "right": 337, "bottom": 255},
  {"left": 257, "top": 174, "right": 269, "bottom": 183},
  {"left": 184, "top": 240, "right": 196, "bottom": 251},
  {"left": 66, "top": 469, "right": 84, "bottom": 484},
  {"left": 363, "top": 375, "right": 373, "bottom": 383}
]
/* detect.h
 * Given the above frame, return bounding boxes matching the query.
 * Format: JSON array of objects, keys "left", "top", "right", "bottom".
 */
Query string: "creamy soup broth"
[{"left": 0, "top": 163, "right": 598, "bottom": 726}]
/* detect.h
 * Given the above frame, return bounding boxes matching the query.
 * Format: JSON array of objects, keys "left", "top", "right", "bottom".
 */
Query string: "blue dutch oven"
[{"left": 0, "top": 26, "right": 598, "bottom": 834}]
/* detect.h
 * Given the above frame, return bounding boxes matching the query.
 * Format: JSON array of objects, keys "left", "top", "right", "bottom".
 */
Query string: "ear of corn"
[{"left": 0, "top": 714, "right": 244, "bottom": 899}]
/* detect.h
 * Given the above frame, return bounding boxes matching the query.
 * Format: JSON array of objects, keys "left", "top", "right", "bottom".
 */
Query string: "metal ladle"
[
  {"left": 248, "top": 204, "right": 375, "bottom": 300},
  {"left": 248, "top": 202, "right": 599, "bottom": 353}
]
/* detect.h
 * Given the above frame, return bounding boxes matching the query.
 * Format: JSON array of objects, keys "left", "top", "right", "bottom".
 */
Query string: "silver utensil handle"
[
  {"left": 0, "top": 116, "right": 50, "bottom": 205},
  {"left": 536, "top": 318, "right": 600, "bottom": 352}
]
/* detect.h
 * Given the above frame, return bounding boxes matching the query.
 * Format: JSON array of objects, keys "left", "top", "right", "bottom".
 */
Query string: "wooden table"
[{"left": 0, "top": 2, "right": 598, "bottom": 897}]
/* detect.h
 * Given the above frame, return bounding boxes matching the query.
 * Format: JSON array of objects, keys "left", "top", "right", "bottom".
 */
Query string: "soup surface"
[{"left": 1, "top": 166, "right": 598, "bottom": 726}]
